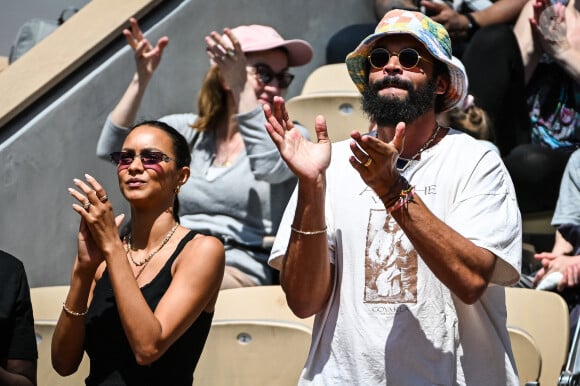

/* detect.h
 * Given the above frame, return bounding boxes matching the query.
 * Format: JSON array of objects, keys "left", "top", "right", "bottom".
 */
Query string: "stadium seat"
[
  {"left": 30, "top": 286, "right": 89, "bottom": 386},
  {"left": 193, "top": 285, "right": 313, "bottom": 385},
  {"left": 505, "top": 286, "right": 569, "bottom": 386}
]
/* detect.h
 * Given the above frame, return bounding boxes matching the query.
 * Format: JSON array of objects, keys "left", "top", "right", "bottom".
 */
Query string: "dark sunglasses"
[
  {"left": 368, "top": 47, "right": 433, "bottom": 70},
  {"left": 110, "top": 150, "right": 174, "bottom": 166},
  {"left": 252, "top": 63, "right": 295, "bottom": 89}
]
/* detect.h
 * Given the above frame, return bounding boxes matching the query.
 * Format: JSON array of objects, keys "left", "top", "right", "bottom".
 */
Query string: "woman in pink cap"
[{"left": 96, "top": 18, "right": 312, "bottom": 289}]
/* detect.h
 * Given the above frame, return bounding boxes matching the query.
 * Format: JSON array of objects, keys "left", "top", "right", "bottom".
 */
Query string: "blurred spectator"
[
  {"left": 0, "top": 250, "right": 37, "bottom": 386},
  {"left": 518, "top": 149, "right": 580, "bottom": 338},
  {"left": 502, "top": 0, "right": 580, "bottom": 214}
]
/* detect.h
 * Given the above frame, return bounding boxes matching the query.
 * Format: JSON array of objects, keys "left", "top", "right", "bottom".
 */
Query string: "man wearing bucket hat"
[
  {"left": 97, "top": 18, "right": 313, "bottom": 289},
  {"left": 264, "top": 9, "right": 521, "bottom": 384}
]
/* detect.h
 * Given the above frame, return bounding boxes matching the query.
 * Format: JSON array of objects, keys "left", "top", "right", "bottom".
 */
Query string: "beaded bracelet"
[
  {"left": 387, "top": 185, "right": 415, "bottom": 213},
  {"left": 62, "top": 302, "right": 89, "bottom": 317},
  {"left": 381, "top": 176, "right": 410, "bottom": 207},
  {"left": 291, "top": 225, "right": 327, "bottom": 235}
]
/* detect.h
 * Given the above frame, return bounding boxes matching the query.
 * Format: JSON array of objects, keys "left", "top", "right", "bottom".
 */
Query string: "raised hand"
[
  {"left": 204, "top": 28, "right": 249, "bottom": 93},
  {"left": 123, "top": 17, "right": 169, "bottom": 82},
  {"left": 263, "top": 96, "right": 331, "bottom": 181},
  {"left": 349, "top": 122, "right": 405, "bottom": 201},
  {"left": 421, "top": 1, "right": 470, "bottom": 42},
  {"left": 529, "top": 0, "right": 569, "bottom": 56},
  {"left": 69, "top": 174, "right": 124, "bottom": 270}
]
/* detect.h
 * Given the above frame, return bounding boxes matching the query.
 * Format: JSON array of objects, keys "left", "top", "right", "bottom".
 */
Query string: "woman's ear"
[{"left": 178, "top": 166, "right": 190, "bottom": 187}]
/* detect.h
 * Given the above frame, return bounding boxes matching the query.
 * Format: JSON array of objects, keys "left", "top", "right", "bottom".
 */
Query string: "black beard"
[{"left": 362, "top": 75, "right": 437, "bottom": 127}]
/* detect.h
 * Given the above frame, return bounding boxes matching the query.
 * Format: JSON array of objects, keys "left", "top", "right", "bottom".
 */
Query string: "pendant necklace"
[
  {"left": 397, "top": 125, "right": 441, "bottom": 173},
  {"left": 125, "top": 222, "right": 179, "bottom": 268}
]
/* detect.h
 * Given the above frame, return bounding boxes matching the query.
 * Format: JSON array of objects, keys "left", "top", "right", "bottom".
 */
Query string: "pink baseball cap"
[{"left": 229, "top": 25, "right": 313, "bottom": 67}]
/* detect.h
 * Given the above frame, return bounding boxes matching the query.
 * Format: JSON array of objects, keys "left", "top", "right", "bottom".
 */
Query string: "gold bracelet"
[
  {"left": 290, "top": 225, "right": 327, "bottom": 235},
  {"left": 62, "top": 302, "right": 89, "bottom": 317}
]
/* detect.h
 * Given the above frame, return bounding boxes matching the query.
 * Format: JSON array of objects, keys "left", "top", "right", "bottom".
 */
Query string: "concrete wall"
[{"left": 0, "top": 0, "right": 375, "bottom": 286}]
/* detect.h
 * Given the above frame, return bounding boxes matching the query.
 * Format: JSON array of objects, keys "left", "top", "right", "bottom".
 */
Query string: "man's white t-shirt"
[{"left": 270, "top": 130, "right": 522, "bottom": 385}]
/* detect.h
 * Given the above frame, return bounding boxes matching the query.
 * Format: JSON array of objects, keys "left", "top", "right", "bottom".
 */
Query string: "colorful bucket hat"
[{"left": 345, "top": 9, "right": 467, "bottom": 112}]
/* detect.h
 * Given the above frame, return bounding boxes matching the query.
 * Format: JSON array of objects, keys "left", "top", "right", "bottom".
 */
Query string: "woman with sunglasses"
[
  {"left": 53, "top": 120, "right": 225, "bottom": 385},
  {"left": 97, "top": 19, "right": 312, "bottom": 289}
]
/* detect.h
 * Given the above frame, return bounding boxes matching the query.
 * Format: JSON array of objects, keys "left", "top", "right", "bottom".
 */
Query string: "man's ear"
[{"left": 435, "top": 73, "right": 449, "bottom": 96}]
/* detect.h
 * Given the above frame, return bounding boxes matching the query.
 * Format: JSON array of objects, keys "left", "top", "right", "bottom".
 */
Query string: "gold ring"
[
  {"left": 363, "top": 158, "right": 372, "bottom": 167},
  {"left": 99, "top": 194, "right": 108, "bottom": 203},
  {"left": 83, "top": 201, "right": 91, "bottom": 210},
  {"left": 226, "top": 49, "right": 235, "bottom": 57}
]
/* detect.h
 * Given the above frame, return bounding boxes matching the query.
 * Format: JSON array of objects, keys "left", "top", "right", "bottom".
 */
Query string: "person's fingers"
[
  {"left": 115, "top": 214, "right": 125, "bottom": 228},
  {"left": 349, "top": 155, "right": 368, "bottom": 172},
  {"left": 222, "top": 28, "right": 240, "bottom": 55},
  {"left": 350, "top": 136, "right": 371, "bottom": 166},
  {"left": 84, "top": 174, "right": 109, "bottom": 204},
  {"left": 130, "top": 17, "right": 144, "bottom": 41},
  {"left": 208, "top": 31, "right": 230, "bottom": 54},
  {"left": 314, "top": 115, "right": 329, "bottom": 143},
  {"left": 277, "top": 98, "right": 296, "bottom": 132},
  {"left": 156, "top": 36, "right": 169, "bottom": 52},
  {"left": 142, "top": 37, "right": 169, "bottom": 60},
  {"left": 421, "top": 0, "right": 444, "bottom": 11},
  {"left": 123, "top": 29, "right": 138, "bottom": 50},
  {"left": 390, "top": 122, "right": 406, "bottom": 154},
  {"left": 532, "top": 267, "right": 546, "bottom": 286},
  {"left": 263, "top": 104, "right": 285, "bottom": 137},
  {"left": 272, "top": 96, "right": 284, "bottom": 116},
  {"left": 68, "top": 187, "right": 87, "bottom": 205},
  {"left": 134, "top": 39, "right": 150, "bottom": 59}
]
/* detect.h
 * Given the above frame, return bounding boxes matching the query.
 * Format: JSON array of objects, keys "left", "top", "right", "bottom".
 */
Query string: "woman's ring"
[
  {"left": 83, "top": 201, "right": 91, "bottom": 210},
  {"left": 363, "top": 158, "right": 373, "bottom": 167},
  {"left": 226, "top": 49, "right": 235, "bottom": 57},
  {"left": 99, "top": 194, "right": 108, "bottom": 203}
]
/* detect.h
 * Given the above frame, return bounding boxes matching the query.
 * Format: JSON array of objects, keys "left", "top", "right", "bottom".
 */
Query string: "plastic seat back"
[
  {"left": 508, "top": 326, "right": 542, "bottom": 386},
  {"left": 193, "top": 286, "right": 313, "bottom": 385},
  {"left": 30, "top": 286, "right": 90, "bottom": 386},
  {"left": 505, "top": 287, "right": 569, "bottom": 386}
]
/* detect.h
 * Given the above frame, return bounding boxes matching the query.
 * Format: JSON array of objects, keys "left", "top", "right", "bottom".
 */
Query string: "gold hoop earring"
[{"left": 174, "top": 186, "right": 180, "bottom": 194}]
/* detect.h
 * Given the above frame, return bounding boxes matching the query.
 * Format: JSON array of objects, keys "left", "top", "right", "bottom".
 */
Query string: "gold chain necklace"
[
  {"left": 397, "top": 125, "right": 441, "bottom": 172},
  {"left": 125, "top": 222, "right": 179, "bottom": 267}
]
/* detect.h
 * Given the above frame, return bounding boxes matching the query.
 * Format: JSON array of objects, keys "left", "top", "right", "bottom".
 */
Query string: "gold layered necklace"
[
  {"left": 397, "top": 125, "right": 441, "bottom": 172},
  {"left": 125, "top": 222, "right": 179, "bottom": 267}
]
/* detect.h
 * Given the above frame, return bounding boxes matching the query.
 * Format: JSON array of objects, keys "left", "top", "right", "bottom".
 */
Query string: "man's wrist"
[{"left": 380, "top": 176, "right": 406, "bottom": 207}]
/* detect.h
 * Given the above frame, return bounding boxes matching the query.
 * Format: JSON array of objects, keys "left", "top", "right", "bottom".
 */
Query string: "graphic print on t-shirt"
[{"left": 364, "top": 209, "right": 418, "bottom": 303}]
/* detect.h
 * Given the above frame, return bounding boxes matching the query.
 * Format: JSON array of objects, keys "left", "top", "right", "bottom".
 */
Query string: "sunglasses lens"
[
  {"left": 110, "top": 152, "right": 134, "bottom": 165},
  {"left": 278, "top": 73, "right": 294, "bottom": 88},
  {"left": 110, "top": 151, "right": 167, "bottom": 166},
  {"left": 399, "top": 49, "right": 420, "bottom": 69},
  {"left": 255, "top": 65, "right": 273, "bottom": 84},
  {"left": 140, "top": 151, "right": 164, "bottom": 165},
  {"left": 369, "top": 49, "right": 390, "bottom": 68},
  {"left": 254, "top": 64, "right": 293, "bottom": 88}
]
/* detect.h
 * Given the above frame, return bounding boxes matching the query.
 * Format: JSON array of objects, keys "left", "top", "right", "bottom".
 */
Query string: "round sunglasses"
[
  {"left": 110, "top": 150, "right": 174, "bottom": 166},
  {"left": 368, "top": 48, "right": 433, "bottom": 70},
  {"left": 251, "top": 63, "right": 295, "bottom": 89}
]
